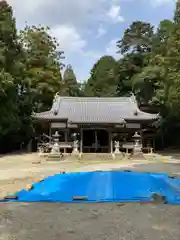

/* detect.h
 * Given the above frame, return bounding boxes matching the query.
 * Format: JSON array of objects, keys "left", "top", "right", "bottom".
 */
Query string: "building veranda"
[{"left": 34, "top": 93, "right": 159, "bottom": 158}]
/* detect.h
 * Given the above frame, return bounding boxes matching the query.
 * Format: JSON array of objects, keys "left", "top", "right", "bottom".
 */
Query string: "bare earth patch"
[{"left": 0, "top": 153, "right": 145, "bottom": 197}]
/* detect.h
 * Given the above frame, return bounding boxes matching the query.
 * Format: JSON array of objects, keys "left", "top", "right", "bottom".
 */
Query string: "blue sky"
[{"left": 8, "top": 0, "right": 176, "bottom": 82}]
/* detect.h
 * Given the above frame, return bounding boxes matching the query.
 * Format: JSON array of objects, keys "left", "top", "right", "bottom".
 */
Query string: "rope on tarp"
[
  {"left": 72, "top": 196, "right": 88, "bottom": 201},
  {"left": 151, "top": 193, "right": 168, "bottom": 204},
  {"left": 0, "top": 195, "right": 19, "bottom": 202},
  {"left": 168, "top": 174, "right": 180, "bottom": 179},
  {"left": 4, "top": 195, "right": 18, "bottom": 200}
]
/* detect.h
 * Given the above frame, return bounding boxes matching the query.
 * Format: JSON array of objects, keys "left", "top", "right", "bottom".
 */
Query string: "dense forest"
[{"left": 1, "top": 0, "right": 180, "bottom": 153}]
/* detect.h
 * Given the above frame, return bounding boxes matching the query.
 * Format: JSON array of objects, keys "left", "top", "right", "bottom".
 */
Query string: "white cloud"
[
  {"left": 6, "top": 0, "right": 125, "bottom": 57},
  {"left": 50, "top": 25, "right": 86, "bottom": 54},
  {"left": 7, "top": 0, "right": 125, "bottom": 27},
  {"left": 107, "top": 5, "right": 124, "bottom": 23},
  {"left": 96, "top": 25, "right": 107, "bottom": 38},
  {"left": 8, "top": 0, "right": 175, "bottom": 81}
]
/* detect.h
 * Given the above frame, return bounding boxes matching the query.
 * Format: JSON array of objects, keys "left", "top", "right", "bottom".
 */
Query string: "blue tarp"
[{"left": 6, "top": 171, "right": 180, "bottom": 204}]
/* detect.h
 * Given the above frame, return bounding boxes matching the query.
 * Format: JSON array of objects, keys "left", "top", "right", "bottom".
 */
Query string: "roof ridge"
[
  {"left": 57, "top": 96, "right": 133, "bottom": 101},
  {"left": 61, "top": 96, "right": 129, "bottom": 98}
]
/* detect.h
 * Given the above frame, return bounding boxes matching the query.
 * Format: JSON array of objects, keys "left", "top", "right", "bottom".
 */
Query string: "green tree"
[
  {"left": 142, "top": 20, "right": 174, "bottom": 107},
  {"left": 61, "top": 64, "right": 79, "bottom": 96},
  {"left": 130, "top": 20, "right": 173, "bottom": 105},
  {"left": 117, "top": 21, "right": 154, "bottom": 54},
  {"left": 164, "top": 0, "right": 180, "bottom": 116},
  {"left": 116, "top": 21, "right": 154, "bottom": 97},
  {"left": 116, "top": 53, "right": 145, "bottom": 96},
  {"left": 19, "top": 25, "right": 64, "bottom": 112},
  {"left": 0, "top": 0, "right": 28, "bottom": 151},
  {"left": 132, "top": 65, "right": 163, "bottom": 105},
  {"left": 85, "top": 56, "right": 118, "bottom": 97},
  {"left": 152, "top": 20, "right": 173, "bottom": 56},
  {"left": 147, "top": 1, "right": 180, "bottom": 147}
]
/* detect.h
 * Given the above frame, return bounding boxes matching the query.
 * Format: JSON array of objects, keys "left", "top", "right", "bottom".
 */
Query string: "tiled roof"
[{"left": 34, "top": 95, "right": 159, "bottom": 123}]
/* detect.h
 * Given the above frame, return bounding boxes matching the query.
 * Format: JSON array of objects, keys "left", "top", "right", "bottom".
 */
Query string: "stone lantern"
[
  {"left": 133, "top": 132, "right": 141, "bottom": 144},
  {"left": 51, "top": 131, "right": 60, "bottom": 155},
  {"left": 132, "top": 132, "right": 144, "bottom": 159}
]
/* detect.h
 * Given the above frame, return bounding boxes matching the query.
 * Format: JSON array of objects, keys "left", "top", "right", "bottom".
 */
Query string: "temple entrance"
[{"left": 83, "top": 129, "right": 109, "bottom": 153}]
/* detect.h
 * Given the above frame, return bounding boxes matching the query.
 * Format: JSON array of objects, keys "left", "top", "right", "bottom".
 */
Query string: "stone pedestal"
[
  {"left": 114, "top": 141, "right": 120, "bottom": 154},
  {"left": 51, "top": 142, "right": 60, "bottom": 154},
  {"left": 72, "top": 140, "right": 79, "bottom": 155},
  {"left": 113, "top": 141, "right": 123, "bottom": 159},
  {"left": 132, "top": 134, "right": 145, "bottom": 160}
]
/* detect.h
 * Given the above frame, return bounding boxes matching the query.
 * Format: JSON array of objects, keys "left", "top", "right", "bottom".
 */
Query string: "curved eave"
[
  {"left": 129, "top": 112, "right": 160, "bottom": 122},
  {"left": 33, "top": 111, "right": 68, "bottom": 122},
  {"left": 124, "top": 116, "right": 159, "bottom": 122}
]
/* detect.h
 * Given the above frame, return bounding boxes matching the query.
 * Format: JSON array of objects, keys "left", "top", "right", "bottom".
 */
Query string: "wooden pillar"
[
  {"left": 109, "top": 130, "right": 113, "bottom": 153},
  {"left": 80, "top": 128, "right": 83, "bottom": 153},
  {"left": 49, "top": 123, "right": 52, "bottom": 142},
  {"left": 140, "top": 129, "right": 143, "bottom": 147},
  {"left": 153, "top": 138, "right": 155, "bottom": 152},
  {"left": 140, "top": 124, "right": 143, "bottom": 147},
  {"left": 95, "top": 130, "right": 98, "bottom": 152},
  {"left": 110, "top": 131, "right": 113, "bottom": 154},
  {"left": 27, "top": 139, "right": 32, "bottom": 152},
  {"left": 64, "top": 130, "right": 68, "bottom": 153},
  {"left": 108, "top": 130, "right": 110, "bottom": 153}
]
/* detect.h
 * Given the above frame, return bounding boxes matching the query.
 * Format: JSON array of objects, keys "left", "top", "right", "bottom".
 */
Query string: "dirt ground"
[
  {"left": 0, "top": 152, "right": 179, "bottom": 198},
  {"left": 0, "top": 153, "right": 154, "bottom": 198},
  {"left": 1, "top": 203, "right": 180, "bottom": 240},
  {"left": 1, "top": 153, "right": 180, "bottom": 240}
]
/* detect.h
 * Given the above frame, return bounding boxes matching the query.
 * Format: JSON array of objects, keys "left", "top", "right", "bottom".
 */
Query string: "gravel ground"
[
  {"left": 121, "top": 162, "right": 180, "bottom": 175},
  {"left": 0, "top": 203, "right": 180, "bottom": 240},
  {"left": 0, "top": 162, "right": 180, "bottom": 240}
]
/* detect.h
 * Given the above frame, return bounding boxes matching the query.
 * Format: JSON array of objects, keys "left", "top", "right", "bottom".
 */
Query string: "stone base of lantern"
[
  {"left": 50, "top": 152, "right": 61, "bottom": 156},
  {"left": 131, "top": 145, "right": 146, "bottom": 160},
  {"left": 49, "top": 152, "right": 63, "bottom": 159},
  {"left": 50, "top": 151, "right": 61, "bottom": 157},
  {"left": 112, "top": 141, "right": 124, "bottom": 159},
  {"left": 47, "top": 144, "right": 63, "bottom": 160},
  {"left": 72, "top": 148, "right": 79, "bottom": 156}
]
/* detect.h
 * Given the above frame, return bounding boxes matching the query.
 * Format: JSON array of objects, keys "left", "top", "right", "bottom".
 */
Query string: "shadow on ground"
[{"left": 120, "top": 162, "right": 180, "bottom": 176}]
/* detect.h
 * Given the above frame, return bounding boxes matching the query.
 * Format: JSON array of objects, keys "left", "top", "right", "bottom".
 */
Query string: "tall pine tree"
[
  {"left": 62, "top": 64, "right": 79, "bottom": 96},
  {"left": 165, "top": 0, "right": 180, "bottom": 116},
  {"left": 85, "top": 56, "right": 118, "bottom": 97},
  {"left": 20, "top": 25, "right": 64, "bottom": 112},
  {"left": 0, "top": 0, "right": 27, "bottom": 151}
]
